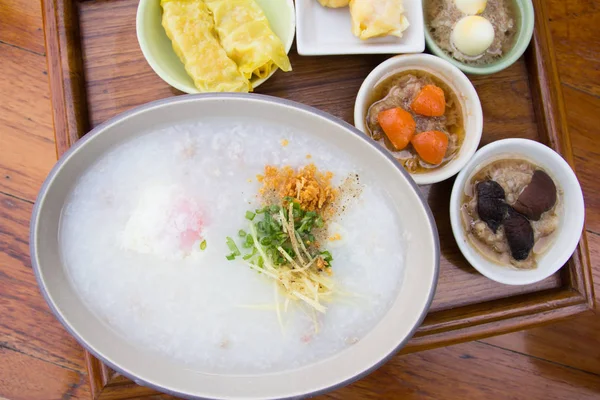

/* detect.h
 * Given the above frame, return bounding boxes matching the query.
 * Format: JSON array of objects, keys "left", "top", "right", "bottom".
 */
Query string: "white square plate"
[{"left": 296, "top": 0, "right": 425, "bottom": 56}]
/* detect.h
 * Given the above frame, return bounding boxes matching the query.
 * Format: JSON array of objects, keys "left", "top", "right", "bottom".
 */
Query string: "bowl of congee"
[
  {"left": 31, "top": 94, "right": 439, "bottom": 399},
  {"left": 355, "top": 54, "right": 483, "bottom": 185},
  {"left": 423, "top": 0, "right": 535, "bottom": 74},
  {"left": 450, "top": 139, "right": 585, "bottom": 285}
]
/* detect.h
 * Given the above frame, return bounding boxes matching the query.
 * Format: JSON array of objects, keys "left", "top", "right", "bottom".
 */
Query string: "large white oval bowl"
[{"left": 30, "top": 94, "right": 439, "bottom": 399}]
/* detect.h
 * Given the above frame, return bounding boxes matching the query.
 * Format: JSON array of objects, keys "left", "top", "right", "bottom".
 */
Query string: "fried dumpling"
[
  {"left": 349, "top": 0, "right": 410, "bottom": 40},
  {"left": 318, "top": 0, "right": 350, "bottom": 8},
  {"left": 161, "top": 0, "right": 250, "bottom": 92},
  {"left": 203, "top": 0, "right": 292, "bottom": 80}
]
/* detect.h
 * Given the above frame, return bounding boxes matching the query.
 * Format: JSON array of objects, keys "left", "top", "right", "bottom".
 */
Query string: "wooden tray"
[{"left": 42, "top": 0, "right": 595, "bottom": 398}]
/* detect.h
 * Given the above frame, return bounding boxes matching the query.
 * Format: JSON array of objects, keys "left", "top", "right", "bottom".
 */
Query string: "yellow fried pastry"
[
  {"left": 203, "top": 0, "right": 292, "bottom": 80},
  {"left": 161, "top": 0, "right": 251, "bottom": 92}
]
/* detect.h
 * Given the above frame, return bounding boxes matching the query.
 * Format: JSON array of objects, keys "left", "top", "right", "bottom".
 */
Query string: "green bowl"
[
  {"left": 136, "top": 0, "right": 296, "bottom": 93},
  {"left": 423, "top": 0, "right": 535, "bottom": 75}
]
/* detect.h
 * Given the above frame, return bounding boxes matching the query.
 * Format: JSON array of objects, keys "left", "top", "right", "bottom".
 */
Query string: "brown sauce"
[
  {"left": 364, "top": 69, "right": 464, "bottom": 174},
  {"left": 425, "top": 0, "right": 519, "bottom": 66}
]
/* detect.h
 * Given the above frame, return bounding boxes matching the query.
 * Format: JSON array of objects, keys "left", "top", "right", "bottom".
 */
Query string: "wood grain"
[
  {"left": 547, "top": 0, "right": 600, "bottom": 97},
  {"left": 484, "top": 232, "right": 600, "bottom": 389},
  {"left": 42, "top": 0, "right": 89, "bottom": 156},
  {"left": 316, "top": 341, "right": 600, "bottom": 400},
  {"left": 0, "top": 43, "right": 56, "bottom": 202},
  {"left": 85, "top": 352, "right": 171, "bottom": 400},
  {"left": 586, "top": 232, "right": 600, "bottom": 304},
  {"left": 37, "top": 0, "right": 596, "bottom": 396},
  {"left": 0, "top": 193, "right": 86, "bottom": 371},
  {"left": 525, "top": 5, "right": 595, "bottom": 311},
  {"left": 563, "top": 86, "right": 600, "bottom": 234},
  {"left": 482, "top": 313, "right": 600, "bottom": 376},
  {"left": 0, "top": 0, "right": 45, "bottom": 54},
  {"left": 0, "top": 347, "right": 90, "bottom": 400},
  {"left": 0, "top": 0, "right": 592, "bottom": 398}
]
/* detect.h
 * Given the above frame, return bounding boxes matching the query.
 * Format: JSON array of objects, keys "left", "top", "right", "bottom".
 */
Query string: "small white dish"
[
  {"left": 449, "top": 139, "right": 585, "bottom": 286},
  {"left": 295, "top": 0, "right": 425, "bottom": 55},
  {"left": 354, "top": 54, "right": 483, "bottom": 185}
]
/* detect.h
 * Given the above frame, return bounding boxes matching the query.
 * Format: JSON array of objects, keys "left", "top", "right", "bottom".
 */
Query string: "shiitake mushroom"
[
  {"left": 475, "top": 179, "right": 536, "bottom": 261},
  {"left": 513, "top": 170, "right": 557, "bottom": 221},
  {"left": 503, "top": 208, "right": 535, "bottom": 261},
  {"left": 476, "top": 180, "right": 508, "bottom": 233},
  {"left": 474, "top": 171, "right": 556, "bottom": 262}
]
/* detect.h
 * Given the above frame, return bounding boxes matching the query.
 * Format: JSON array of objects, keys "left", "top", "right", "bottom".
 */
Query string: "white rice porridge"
[{"left": 59, "top": 118, "right": 407, "bottom": 374}]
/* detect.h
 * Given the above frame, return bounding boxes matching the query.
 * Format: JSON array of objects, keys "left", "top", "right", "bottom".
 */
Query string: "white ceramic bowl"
[
  {"left": 354, "top": 54, "right": 483, "bottom": 185},
  {"left": 31, "top": 94, "right": 439, "bottom": 399},
  {"left": 449, "top": 138, "right": 585, "bottom": 285},
  {"left": 136, "top": 0, "right": 295, "bottom": 94}
]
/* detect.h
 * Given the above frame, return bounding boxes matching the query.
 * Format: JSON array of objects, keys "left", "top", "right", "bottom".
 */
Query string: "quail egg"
[
  {"left": 454, "top": 0, "right": 487, "bottom": 15},
  {"left": 451, "top": 16, "right": 495, "bottom": 57}
]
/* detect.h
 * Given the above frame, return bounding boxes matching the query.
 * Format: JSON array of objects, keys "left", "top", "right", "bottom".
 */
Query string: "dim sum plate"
[
  {"left": 31, "top": 94, "right": 439, "bottom": 399},
  {"left": 136, "top": 0, "right": 295, "bottom": 93},
  {"left": 296, "top": 0, "right": 425, "bottom": 55}
]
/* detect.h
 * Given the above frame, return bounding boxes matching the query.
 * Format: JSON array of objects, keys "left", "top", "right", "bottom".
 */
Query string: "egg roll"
[
  {"left": 160, "top": 0, "right": 251, "bottom": 92},
  {"left": 202, "top": 0, "right": 292, "bottom": 80},
  {"left": 349, "top": 0, "right": 410, "bottom": 40},
  {"left": 318, "top": 0, "right": 350, "bottom": 7}
]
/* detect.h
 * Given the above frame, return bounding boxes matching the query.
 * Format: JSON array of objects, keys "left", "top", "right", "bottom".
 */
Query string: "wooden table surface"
[{"left": 1, "top": 0, "right": 599, "bottom": 398}]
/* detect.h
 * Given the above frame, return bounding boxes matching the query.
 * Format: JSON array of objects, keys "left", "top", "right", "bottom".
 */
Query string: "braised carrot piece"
[
  {"left": 377, "top": 107, "right": 416, "bottom": 151},
  {"left": 410, "top": 85, "right": 446, "bottom": 117},
  {"left": 411, "top": 130, "right": 448, "bottom": 165}
]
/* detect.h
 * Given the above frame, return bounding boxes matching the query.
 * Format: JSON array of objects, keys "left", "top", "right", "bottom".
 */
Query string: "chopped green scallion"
[
  {"left": 320, "top": 250, "right": 333, "bottom": 263},
  {"left": 243, "top": 247, "right": 258, "bottom": 260},
  {"left": 226, "top": 237, "right": 241, "bottom": 256}
]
